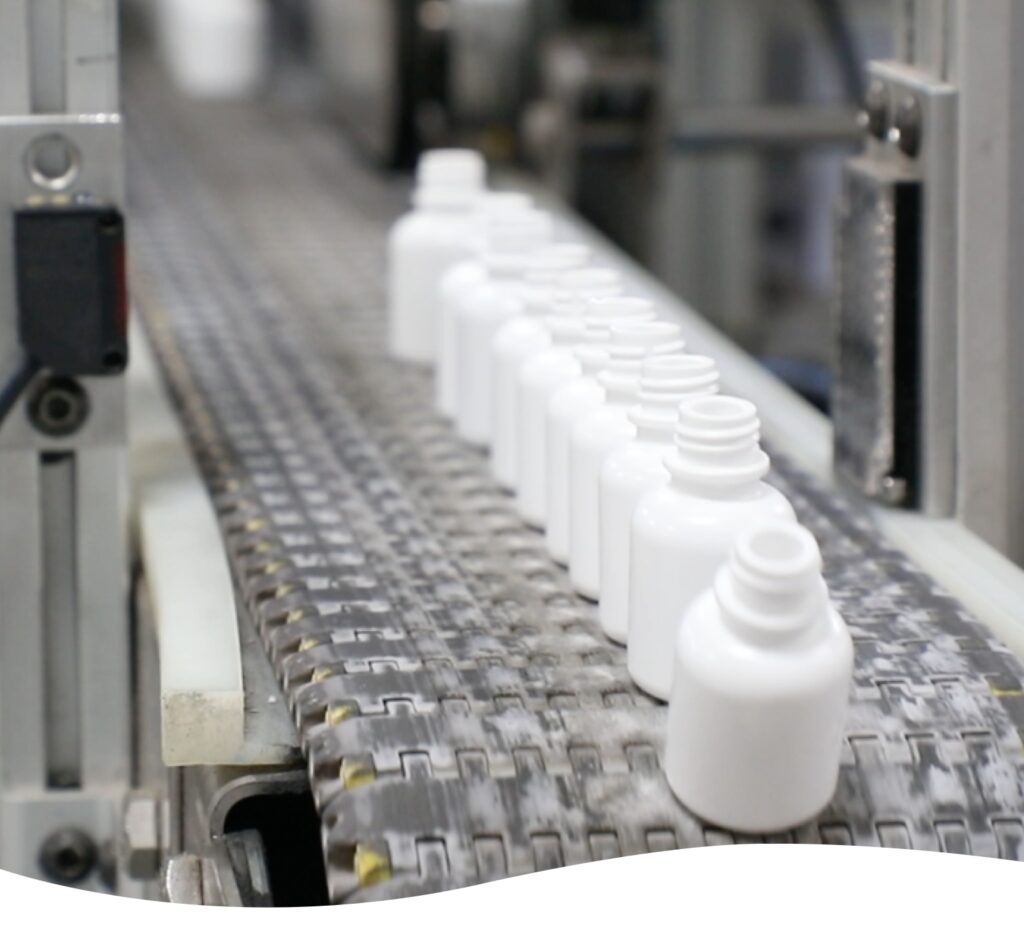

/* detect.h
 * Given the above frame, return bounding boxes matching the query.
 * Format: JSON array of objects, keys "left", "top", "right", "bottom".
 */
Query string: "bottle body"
[
  {"left": 454, "top": 278, "right": 525, "bottom": 445},
  {"left": 437, "top": 259, "right": 487, "bottom": 416},
  {"left": 664, "top": 523, "right": 853, "bottom": 833},
  {"left": 544, "top": 375, "right": 605, "bottom": 564},
  {"left": 627, "top": 482, "right": 795, "bottom": 698},
  {"left": 388, "top": 209, "right": 476, "bottom": 364},
  {"left": 597, "top": 439, "right": 671, "bottom": 643},
  {"left": 516, "top": 347, "right": 582, "bottom": 526},
  {"left": 568, "top": 404, "right": 635, "bottom": 599},
  {"left": 490, "top": 317, "right": 550, "bottom": 490}
]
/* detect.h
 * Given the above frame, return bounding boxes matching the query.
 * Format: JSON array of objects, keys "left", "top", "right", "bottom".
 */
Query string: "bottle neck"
[
  {"left": 714, "top": 532, "right": 829, "bottom": 647},
  {"left": 633, "top": 419, "right": 675, "bottom": 445},
  {"left": 665, "top": 448, "right": 768, "bottom": 500},
  {"left": 600, "top": 369, "right": 642, "bottom": 405}
]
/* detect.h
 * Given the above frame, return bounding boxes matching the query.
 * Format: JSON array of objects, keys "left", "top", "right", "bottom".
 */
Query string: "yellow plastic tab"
[
  {"left": 325, "top": 703, "right": 354, "bottom": 726},
  {"left": 341, "top": 759, "right": 376, "bottom": 789},
  {"left": 354, "top": 846, "right": 391, "bottom": 887}
]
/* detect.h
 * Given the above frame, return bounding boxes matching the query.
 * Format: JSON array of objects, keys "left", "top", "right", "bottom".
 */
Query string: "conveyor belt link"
[{"left": 126, "top": 60, "right": 1024, "bottom": 902}]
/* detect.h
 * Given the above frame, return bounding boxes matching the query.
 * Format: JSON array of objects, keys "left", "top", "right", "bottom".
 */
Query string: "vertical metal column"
[
  {"left": 0, "top": 0, "right": 130, "bottom": 891},
  {"left": 948, "top": 0, "right": 1024, "bottom": 563}
]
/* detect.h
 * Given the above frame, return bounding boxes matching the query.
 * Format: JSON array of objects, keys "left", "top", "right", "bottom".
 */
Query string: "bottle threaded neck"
[
  {"left": 524, "top": 243, "right": 591, "bottom": 286},
  {"left": 630, "top": 354, "right": 719, "bottom": 432},
  {"left": 669, "top": 395, "right": 768, "bottom": 490},
  {"left": 715, "top": 522, "right": 828, "bottom": 642},
  {"left": 577, "top": 298, "right": 658, "bottom": 373}
]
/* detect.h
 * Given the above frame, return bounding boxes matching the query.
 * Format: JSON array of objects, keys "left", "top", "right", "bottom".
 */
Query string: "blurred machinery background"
[{"left": 304, "top": 0, "right": 890, "bottom": 406}]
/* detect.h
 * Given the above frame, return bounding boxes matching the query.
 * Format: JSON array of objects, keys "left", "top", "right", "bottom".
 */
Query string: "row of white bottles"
[
  {"left": 567, "top": 321, "right": 686, "bottom": 599},
  {"left": 454, "top": 209, "right": 554, "bottom": 445},
  {"left": 490, "top": 244, "right": 593, "bottom": 488},
  {"left": 598, "top": 354, "right": 720, "bottom": 643},
  {"left": 544, "top": 298, "right": 659, "bottom": 562},
  {"left": 515, "top": 269, "right": 625, "bottom": 526},
  {"left": 386, "top": 149, "right": 853, "bottom": 835},
  {"left": 437, "top": 192, "right": 535, "bottom": 417}
]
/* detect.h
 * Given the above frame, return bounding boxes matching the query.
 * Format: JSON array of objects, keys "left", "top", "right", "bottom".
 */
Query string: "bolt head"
[
  {"left": 39, "top": 828, "right": 97, "bottom": 884},
  {"left": 862, "top": 80, "right": 889, "bottom": 140},
  {"left": 894, "top": 94, "right": 922, "bottom": 157}
]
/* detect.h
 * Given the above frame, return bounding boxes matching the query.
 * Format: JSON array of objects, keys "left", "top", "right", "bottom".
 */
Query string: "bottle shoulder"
[
  {"left": 495, "top": 316, "right": 546, "bottom": 350},
  {"left": 572, "top": 404, "right": 634, "bottom": 446},
  {"left": 602, "top": 440, "right": 670, "bottom": 487},
  {"left": 441, "top": 261, "right": 487, "bottom": 295},
  {"left": 391, "top": 209, "right": 471, "bottom": 244},
  {"left": 549, "top": 376, "right": 604, "bottom": 416},
  {"left": 460, "top": 281, "right": 525, "bottom": 319},
  {"left": 633, "top": 481, "right": 793, "bottom": 540},
  {"left": 677, "top": 600, "right": 854, "bottom": 699},
  {"left": 521, "top": 348, "right": 579, "bottom": 385}
]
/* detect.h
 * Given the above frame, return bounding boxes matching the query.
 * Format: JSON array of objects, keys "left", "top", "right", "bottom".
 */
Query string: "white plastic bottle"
[
  {"left": 490, "top": 243, "right": 592, "bottom": 490},
  {"left": 454, "top": 210, "right": 554, "bottom": 445},
  {"left": 627, "top": 396, "right": 796, "bottom": 699},
  {"left": 664, "top": 521, "right": 854, "bottom": 833},
  {"left": 514, "top": 269, "right": 624, "bottom": 527},
  {"left": 567, "top": 321, "right": 686, "bottom": 600},
  {"left": 388, "top": 149, "right": 486, "bottom": 363},
  {"left": 436, "top": 192, "right": 534, "bottom": 417},
  {"left": 544, "top": 298, "right": 658, "bottom": 565},
  {"left": 158, "top": 0, "right": 269, "bottom": 99},
  {"left": 597, "top": 354, "right": 719, "bottom": 643}
]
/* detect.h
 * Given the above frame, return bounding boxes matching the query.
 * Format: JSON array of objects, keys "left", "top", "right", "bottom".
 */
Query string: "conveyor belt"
[{"left": 125, "top": 61, "right": 1024, "bottom": 902}]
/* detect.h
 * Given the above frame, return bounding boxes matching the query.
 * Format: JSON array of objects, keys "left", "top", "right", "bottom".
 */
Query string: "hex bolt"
[
  {"left": 878, "top": 475, "right": 908, "bottom": 507},
  {"left": 861, "top": 80, "right": 889, "bottom": 140},
  {"left": 28, "top": 376, "right": 90, "bottom": 437},
  {"left": 894, "top": 94, "right": 922, "bottom": 157},
  {"left": 39, "top": 828, "right": 98, "bottom": 884}
]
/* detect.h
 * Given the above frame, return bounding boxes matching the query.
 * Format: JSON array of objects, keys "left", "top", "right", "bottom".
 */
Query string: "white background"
[{"left": 1, "top": 844, "right": 1021, "bottom": 931}]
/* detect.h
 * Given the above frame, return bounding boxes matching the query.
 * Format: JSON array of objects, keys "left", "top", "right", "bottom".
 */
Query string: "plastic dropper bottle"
[
  {"left": 514, "top": 269, "right": 624, "bottom": 527},
  {"left": 544, "top": 298, "right": 658, "bottom": 566},
  {"left": 597, "top": 354, "right": 719, "bottom": 643},
  {"left": 627, "top": 396, "right": 796, "bottom": 699},
  {"left": 567, "top": 321, "right": 686, "bottom": 600},
  {"left": 490, "top": 243, "right": 592, "bottom": 490},
  {"left": 454, "top": 209, "right": 554, "bottom": 446},
  {"left": 388, "top": 149, "right": 486, "bottom": 363},
  {"left": 436, "top": 192, "right": 534, "bottom": 418},
  {"left": 664, "top": 521, "right": 853, "bottom": 833}
]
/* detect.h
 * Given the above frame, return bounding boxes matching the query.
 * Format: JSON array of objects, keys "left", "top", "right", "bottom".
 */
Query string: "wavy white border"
[{"left": 1, "top": 845, "right": 1020, "bottom": 930}]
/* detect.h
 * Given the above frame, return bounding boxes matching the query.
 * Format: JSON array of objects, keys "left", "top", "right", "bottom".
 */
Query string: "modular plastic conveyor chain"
[{"left": 126, "top": 61, "right": 1024, "bottom": 902}]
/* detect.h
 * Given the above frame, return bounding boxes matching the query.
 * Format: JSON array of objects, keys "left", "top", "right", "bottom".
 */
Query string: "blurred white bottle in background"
[
  {"left": 598, "top": 354, "right": 719, "bottom": 643},
  {"left": 158, "top": 0, "right": 269, "bottom": 98},
  {"left": 388, "top": 149, "right": 486, "bottom": 364},
  {"left": 436, "top": 192, "right": 534, "bottom": 418},
  {"left": 490, "top": 243, "right": 591, "bottom": 490},
  {"left": 628, "top": 396, "right": 796, "bottom": 699},
  {"left": 544, "top": 298, "right": 658, "bottom": 566},
  {"left": 664, "top": 521, "right": 853, "bottom": 833},
  {"left": 567, "top": 321, "right": 685, "bottom": 600}
]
